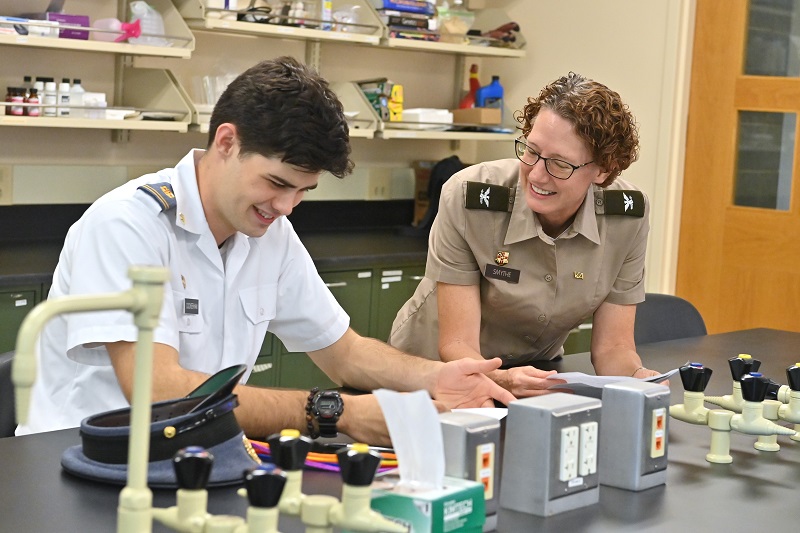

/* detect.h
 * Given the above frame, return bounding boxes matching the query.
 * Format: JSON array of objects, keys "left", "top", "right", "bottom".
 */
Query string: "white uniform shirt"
[{"left": 18, "top": 150, "right": 349, "bottom": 434}]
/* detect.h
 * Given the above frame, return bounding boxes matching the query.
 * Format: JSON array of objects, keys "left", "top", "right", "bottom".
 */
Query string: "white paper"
[
  {"left": 374, "top": 389, "right": 444, "bottom": 491},
  {"left": 545, "top": 368, "right": 678, "bottom": 398}
]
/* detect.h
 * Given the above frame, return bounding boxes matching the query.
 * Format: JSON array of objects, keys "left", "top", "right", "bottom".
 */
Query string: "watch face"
[
  {"left": 318, "top": 398, "right": 339, "bottom": 412},
  {"left": 315, "top": 392, "right": 343, "bottom": 418}
]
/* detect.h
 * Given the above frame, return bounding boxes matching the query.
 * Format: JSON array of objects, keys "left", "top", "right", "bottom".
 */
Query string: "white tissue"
[{"left": 374, "top": 389, "right": 445, "bottom": 491}]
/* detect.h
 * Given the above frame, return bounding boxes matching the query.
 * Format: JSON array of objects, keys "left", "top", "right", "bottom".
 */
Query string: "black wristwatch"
[{"left": 311, "top": 390, "right": 345, "bottom": 438}]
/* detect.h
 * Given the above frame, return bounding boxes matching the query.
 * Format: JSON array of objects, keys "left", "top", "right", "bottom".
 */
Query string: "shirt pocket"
[
  {"left": 172, "top": 290, "right": 205, "bottom": 334},
  {"left": 239, "top": 284, "right": 278, "bottom": 326}
]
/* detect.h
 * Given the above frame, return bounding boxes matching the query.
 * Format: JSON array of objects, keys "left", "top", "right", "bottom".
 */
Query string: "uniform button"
[
  {"left": 538, "top": 314, "right": 546, "bottom": 322},
  {"left": 595, "top": 198, "right": 603, "bottom": 206},
  {"left": 258, "top": 307, "right": 264, "bottom": 316},
  {"left": 184, "top": 318, "right": 191, "bottom": 327},
  {"left": 544, "top": 274, "right": 553, "bottom": 282},
  {"left": 505, "top": 354, "right": 516, "bottom": 360}
]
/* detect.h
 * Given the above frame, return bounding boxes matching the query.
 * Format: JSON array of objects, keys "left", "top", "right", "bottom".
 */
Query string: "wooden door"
[{"left": 677, "top": 0, "right": 800, "bottom": 333}]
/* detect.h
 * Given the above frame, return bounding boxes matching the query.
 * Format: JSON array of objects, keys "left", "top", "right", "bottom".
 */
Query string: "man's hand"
[
  {"left": 493, "top": 366, "right": 565, "bottom": 398},
  {"left": 433, "top": 358, "right": 516, "bottom": 408}
]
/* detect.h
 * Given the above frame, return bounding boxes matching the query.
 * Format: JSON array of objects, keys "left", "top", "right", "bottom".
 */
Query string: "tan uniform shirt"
[{"left": 390, "top": 158, "right": 649, "bottom": 366}]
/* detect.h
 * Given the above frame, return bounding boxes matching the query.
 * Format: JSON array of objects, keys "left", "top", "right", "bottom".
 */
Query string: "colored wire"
[{"left": 248, "top": 439, "right": 398, "bottom": 472}]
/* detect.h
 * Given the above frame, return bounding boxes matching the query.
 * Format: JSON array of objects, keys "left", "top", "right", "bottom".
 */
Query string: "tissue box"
[
  {"left": 451, "top": 107, "right": 502, "bottom": 125},
  {"left": 370, "top": 476, "right": 486, "bottom": 533}
]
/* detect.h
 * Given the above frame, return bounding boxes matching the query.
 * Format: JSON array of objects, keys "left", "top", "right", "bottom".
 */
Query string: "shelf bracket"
[{"left": 306, "top": 41, "right": 321, "bottom": 71}]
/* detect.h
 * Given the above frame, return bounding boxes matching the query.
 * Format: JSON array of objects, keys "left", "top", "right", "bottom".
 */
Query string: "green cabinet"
[
  {"left": 0, "top": 286, "right": 41, "bottom": 353},
  {"left": 272, "top": 268, "right": 374, "bottom": 390},
  {"left": 370, "top": 265, "right": 425, "bottom": 342},
  {"left": 247, "top": 264, "right": 424, "bottom": 390}
]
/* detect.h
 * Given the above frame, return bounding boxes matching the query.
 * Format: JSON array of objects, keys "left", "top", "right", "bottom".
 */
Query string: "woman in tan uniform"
[{"left": 390, "top": 72, "right": 662, "bottom": 398}]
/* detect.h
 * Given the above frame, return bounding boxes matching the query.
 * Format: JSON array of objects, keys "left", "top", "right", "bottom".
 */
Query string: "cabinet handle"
[{"left": 325, "top": 281, "right": 348, "bottom": 288}]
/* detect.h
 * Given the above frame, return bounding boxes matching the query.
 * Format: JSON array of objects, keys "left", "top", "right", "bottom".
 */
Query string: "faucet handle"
[
  {"left": 336, "top": 443, "right": 382, "bottom": 487},
  {"left": 679, "top": 362, "right": 713, "bottom": 392},
  {"left": 173, "top": 446, "right": 214, "bottom": 490},
  {"left": 786, "top": 364, "right": 800, "bottom": 391},
  {"left": 244, "top": 464, "right": 287, "bottom": 508},
  {"left": 729, "top": 354, "right": 761, "bottom": 381},
  {"left": 740, "top": 372, "right": 770, "bottom": 403},
  {"left": 266, "top": 429, "right": 313, "bottom": 471}
]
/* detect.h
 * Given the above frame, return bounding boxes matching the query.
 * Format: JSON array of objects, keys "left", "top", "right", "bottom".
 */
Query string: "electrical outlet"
[
  {"left": 579, "top": 421, "right": 598, "bottom": 476},
  {"left": 367, "top": 173, "right": 391, "bottom": 200},
  {"left": 500, "top": 393, "right": 601, "bottom": 517},
  {"left": 559, "top": 426, "right": 579, "bottom": 481},
  {"left": 650, "top": 408, "right": 667, "bottom": 458},
  {"left": 0, "top": 165, "right": 13, "bottom": 205},
  {"left": 476, "top": 442, "right": 495, "bottom": 500},
  {"left": 599, "top": 381, "right": 670, "bottom": 491}
]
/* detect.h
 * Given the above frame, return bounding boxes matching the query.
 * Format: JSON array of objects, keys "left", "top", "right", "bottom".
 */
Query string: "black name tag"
[
  {"left": 184, "top": 298, "right": 199, "bottom": 315},
  {"left": 484, "top": 264, "right": 520, "bottom": 283}
]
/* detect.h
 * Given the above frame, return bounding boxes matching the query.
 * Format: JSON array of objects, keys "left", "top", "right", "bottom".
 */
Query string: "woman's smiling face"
[{"left": 519, "top": 108, "right": 609, "bottom": 236}]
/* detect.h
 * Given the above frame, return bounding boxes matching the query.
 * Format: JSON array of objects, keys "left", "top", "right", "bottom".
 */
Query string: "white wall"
[
  {"left": 0, "top": 0, "right": 694, "bottom": 291},
  {"left": 475, "top": 0, "right": 695, "bottom": 294}
]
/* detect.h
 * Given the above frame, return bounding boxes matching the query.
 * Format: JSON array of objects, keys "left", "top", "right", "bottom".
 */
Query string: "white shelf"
[
  {"left": 0, "top": 115, "right": 189, "bottom": 132},
  {"left": 378, "top": 128, "right": 515, "bottom": 141},
  {"left": 0, "top": 0, "right": 195, "bottom": 58},
  {"left": 0, "top": 68, "right": 192, "bottom": 133},
  {"left": 381, "top": 37, "right": 524, "bottom": 58},
  {"left": 174, "top": 0, "right": 382, "bottom": 45}
]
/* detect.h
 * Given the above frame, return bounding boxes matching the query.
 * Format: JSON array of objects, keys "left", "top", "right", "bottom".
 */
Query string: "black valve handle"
[
  {"left": 173, "top": 446, "right": 214, "bottom": 490},
  {"left": 740, "top": 372, "right": 770, "bottom": 403},
  {"left": 337, "top": 444, "right": 382, "bottom": 487},
  {"left": 679, "top": 362, "right": 713, "bottom": 392},
  {"left": 787, "top": 364, "right": 800, "bottom": 392},
  {"left": 244, "top": 464, "right": 287, "bottom": 509},
  {"left": 729, "top": 356, "right": 762, "bottom": 381},
  {"left": 266, "top": 431, "right": 313, "bottom": 471}
]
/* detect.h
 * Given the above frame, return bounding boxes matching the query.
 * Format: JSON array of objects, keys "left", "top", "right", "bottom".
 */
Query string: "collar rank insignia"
[
  {"left": 594, "top": 190, "right": 644, "bottom": 217},
  {"left": 495, "top": 251, "right": 509, "bottom": 266},
  {"left": 138, "top": 182, "right": 177, "bottom": 212},
  {"left": 465, "top": 181, "right": 514, "bottom": 212}
]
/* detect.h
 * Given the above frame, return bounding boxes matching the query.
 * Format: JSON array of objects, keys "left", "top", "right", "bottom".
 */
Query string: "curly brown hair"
[{"left": 514, "top": 72, "right": 639, "bottom": 186}]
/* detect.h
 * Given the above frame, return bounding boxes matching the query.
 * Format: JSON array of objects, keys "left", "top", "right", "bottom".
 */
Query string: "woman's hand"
[{"left": 493, "top": 366, "right": 566, "bottom": 398}]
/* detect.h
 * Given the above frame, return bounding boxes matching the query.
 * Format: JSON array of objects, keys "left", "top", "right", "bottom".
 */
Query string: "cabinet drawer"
[{"left": 0, "top": 287, "right": 40, "bottom": 353}]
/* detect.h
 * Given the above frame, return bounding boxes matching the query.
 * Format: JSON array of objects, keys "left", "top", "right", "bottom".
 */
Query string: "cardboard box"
[
  {"left": 370, "top": 476, "right": 486, "bottom": 533},
  {"left": 451, "top": 107, "right": 502, "bottom": 126},
  {"left": 412, "top": 160, "right": 436, "bottom": 225}
]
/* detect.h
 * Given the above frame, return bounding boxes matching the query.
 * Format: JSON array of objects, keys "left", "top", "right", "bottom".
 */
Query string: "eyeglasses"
[{"left": 514, "top": 137, "right": 593, "bottom": 180}]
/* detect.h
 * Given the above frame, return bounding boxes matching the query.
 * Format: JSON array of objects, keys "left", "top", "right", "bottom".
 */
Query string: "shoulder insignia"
[
  {"left": 464, "top": 181, "right": 514, "bottom": 212},
  {"left": 138, "top": 182, "right": 177, "bottom": 212},
  {"left": 594, "top": 190, "right": 644, "bottom": 217}
]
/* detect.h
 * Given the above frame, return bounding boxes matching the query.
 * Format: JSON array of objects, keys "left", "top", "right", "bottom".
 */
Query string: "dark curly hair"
[
  {"left": 208, "top": 56, "right": 354, "bottom": 178},
  {"left": 515, "top": 72, "right": 639, "bottom": 186}
]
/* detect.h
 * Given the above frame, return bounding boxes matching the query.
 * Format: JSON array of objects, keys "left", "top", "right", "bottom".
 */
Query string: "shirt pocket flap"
[{"left": 239, "top": 284, "right": 278, "bottom": 325}]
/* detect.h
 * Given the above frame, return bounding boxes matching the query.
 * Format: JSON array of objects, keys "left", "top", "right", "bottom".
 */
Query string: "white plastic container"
[
  {"left": 128, "top": 1, "right": 170, "bottom": 47},
  {"left": 43, "top": 81, "right": 57, "bottom": 117},
  {"left": 57, "top": 78, "right": 70, "bottom": 117},
  {"left": 70, "top": 79, "right": 85, "bottom": 119}
]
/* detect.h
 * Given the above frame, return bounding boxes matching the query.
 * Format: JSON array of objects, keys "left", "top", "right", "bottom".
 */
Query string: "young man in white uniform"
[{"left": 18, "top": 57, "right": 514, "bottom": 445}]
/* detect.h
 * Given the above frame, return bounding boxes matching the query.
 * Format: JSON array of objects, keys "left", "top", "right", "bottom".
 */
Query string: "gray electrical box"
[
  {"left": 439, "top": 411, "right": 501, "bottom": 530},
  {"left": 599, "top": 380, "right": 670, "bottom": 491},
  {"left": 499, "top": 393, "right": 602, "bottom": 517}
]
